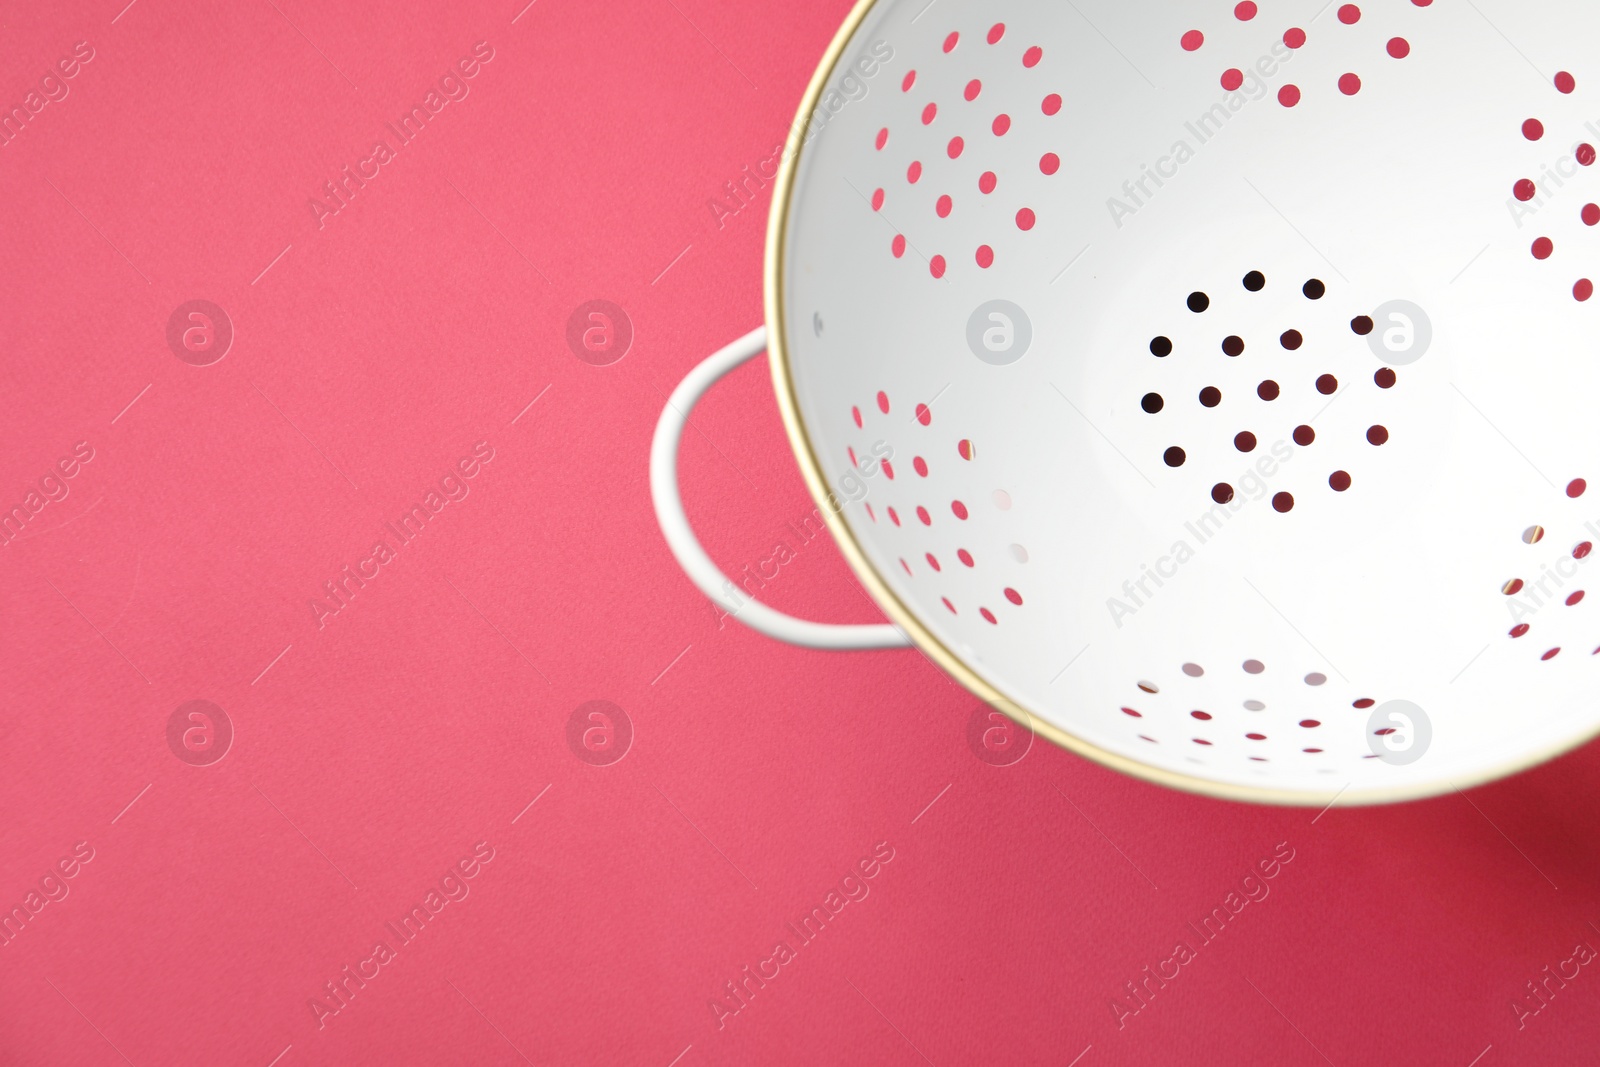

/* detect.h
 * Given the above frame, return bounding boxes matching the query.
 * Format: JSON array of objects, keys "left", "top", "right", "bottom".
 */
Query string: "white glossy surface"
[{"left": 779, "top": 0, "right": 1600, "bottom": 796}]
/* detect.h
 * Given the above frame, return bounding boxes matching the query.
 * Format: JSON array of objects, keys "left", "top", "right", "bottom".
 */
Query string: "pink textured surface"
[{"left": 3, "top": 1, "right": 1600, "bottom": 1064}]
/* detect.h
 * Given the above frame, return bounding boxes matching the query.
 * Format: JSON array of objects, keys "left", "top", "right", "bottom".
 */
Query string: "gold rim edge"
[{"left": 759, "top": 0, "right": 1600, "bottom": 807}]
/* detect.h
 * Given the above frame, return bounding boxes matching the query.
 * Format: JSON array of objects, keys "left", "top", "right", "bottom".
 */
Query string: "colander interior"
[{"left": 776, "top": 0, "right": 1600, "bottom": 801}]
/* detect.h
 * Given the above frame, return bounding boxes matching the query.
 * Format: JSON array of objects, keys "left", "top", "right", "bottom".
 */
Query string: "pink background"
[{"left": 3, "top": 0, "right": 1600, "bottom": 1063}]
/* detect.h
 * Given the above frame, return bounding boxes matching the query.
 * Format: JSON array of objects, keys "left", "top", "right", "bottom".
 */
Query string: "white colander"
[{"left": 650, "top": 0, "right": 1600, "bottom": 804}]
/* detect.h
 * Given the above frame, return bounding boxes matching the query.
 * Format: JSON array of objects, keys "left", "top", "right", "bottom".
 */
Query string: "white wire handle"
[{"left": 649, "top": 326, "right": 911, "bottom": 650}]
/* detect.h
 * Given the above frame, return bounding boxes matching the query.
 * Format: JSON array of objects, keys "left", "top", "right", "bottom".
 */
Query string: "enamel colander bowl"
[{"left": 651, "top": 0, "right": 1600, "bottom": 804}]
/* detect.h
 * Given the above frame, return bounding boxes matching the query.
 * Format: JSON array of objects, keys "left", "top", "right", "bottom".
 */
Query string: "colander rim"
[{"left": 760, "top": 0, "right": 1600, "bottom": 806}]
